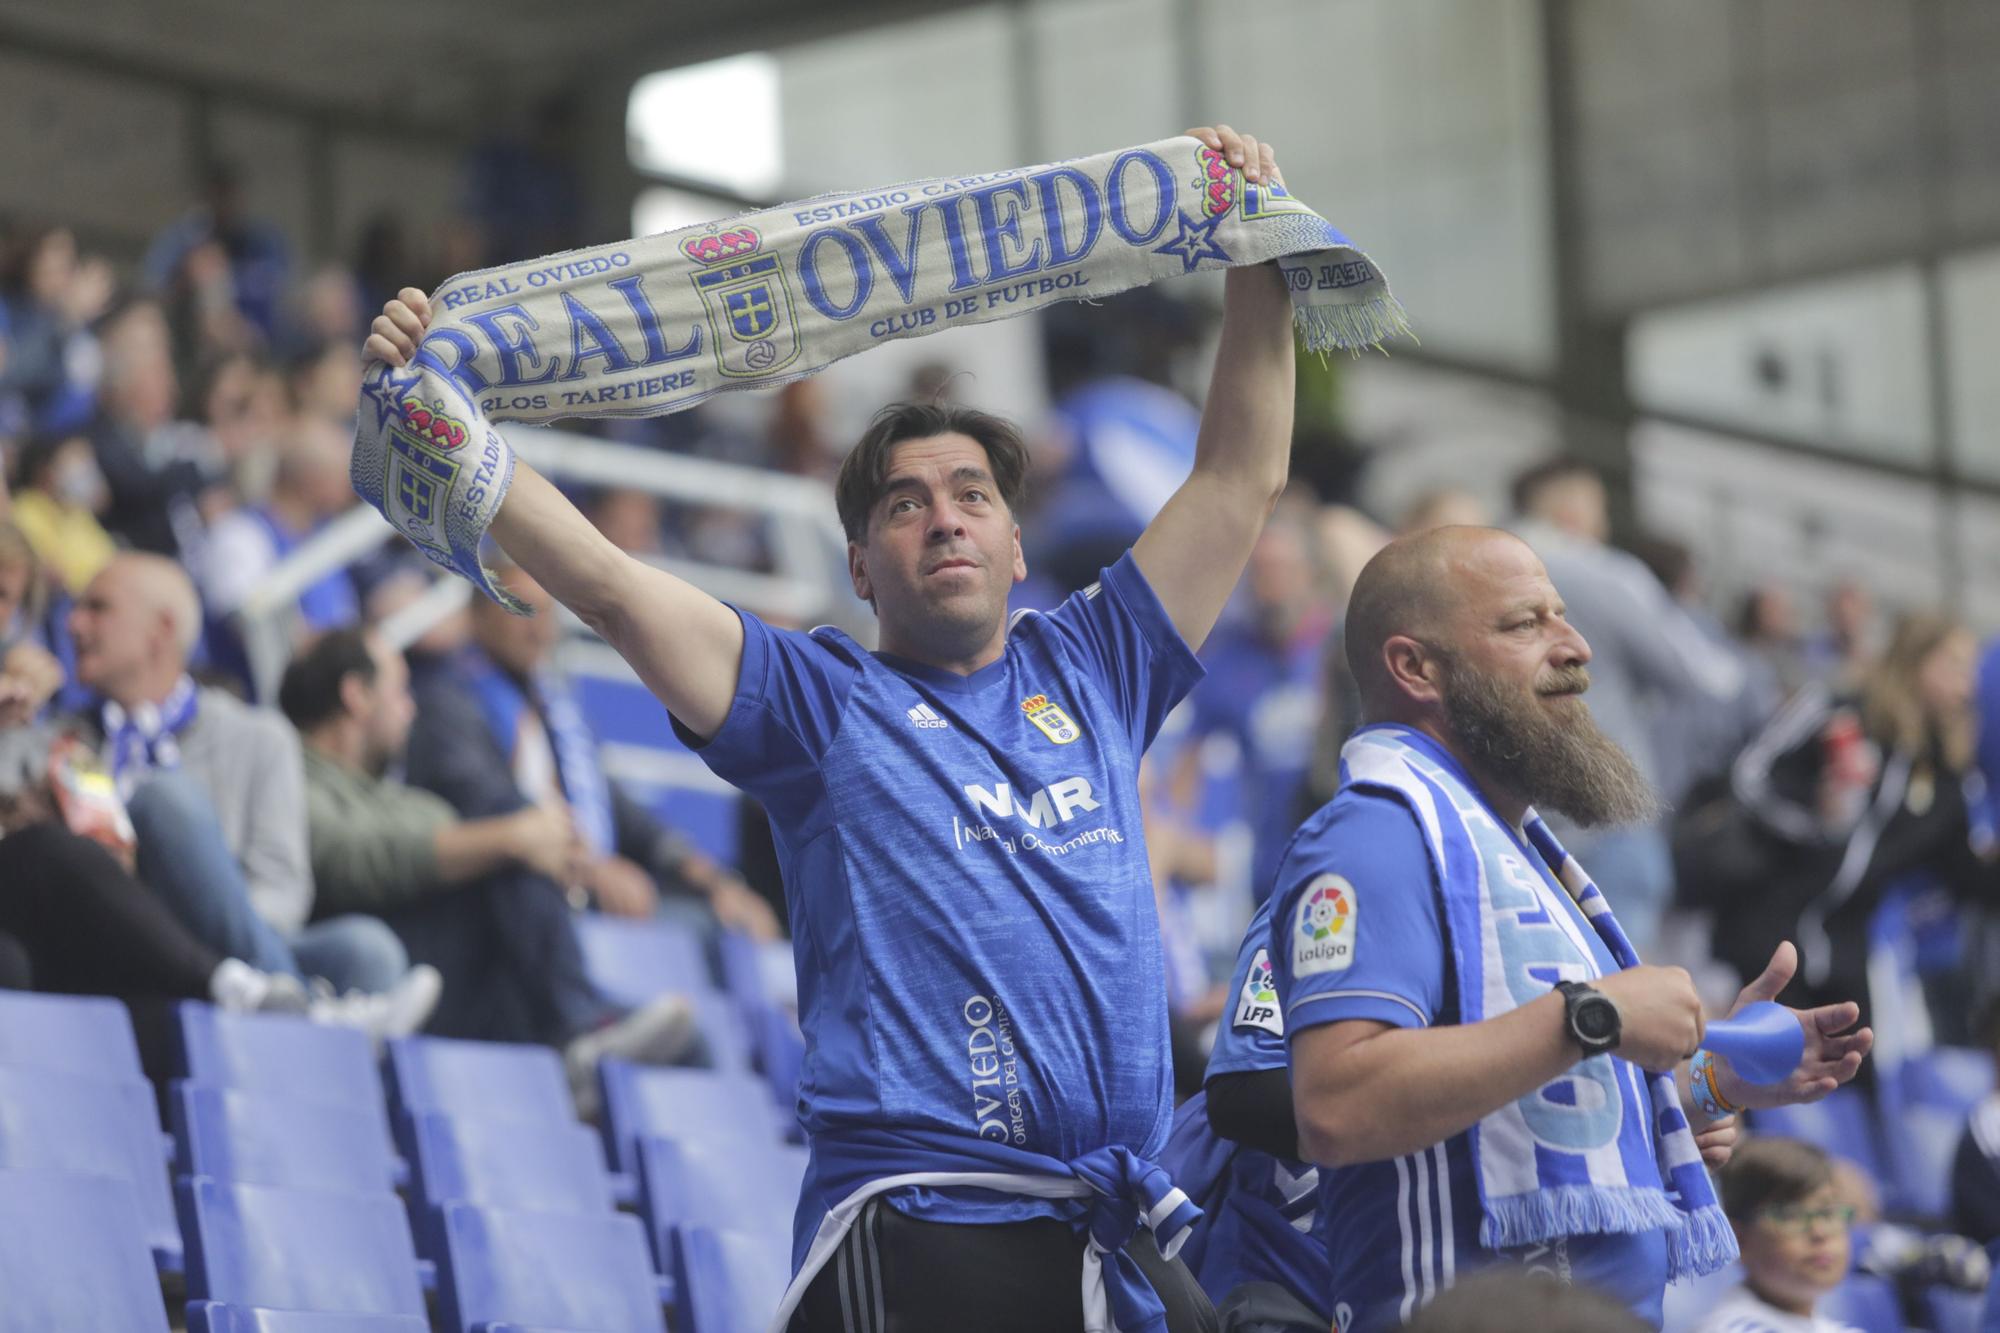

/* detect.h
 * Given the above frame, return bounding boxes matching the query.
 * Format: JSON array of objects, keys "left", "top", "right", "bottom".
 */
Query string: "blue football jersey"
[
  {"left": 1269, "top": 738, "right": 1668, "bottom": 1332},
  {"left": 677, "top": 554, "right": 1203, "bottom": 1257},
  {"left": 1192, "top": 890, "right": 1330, "bottom": 1319}
]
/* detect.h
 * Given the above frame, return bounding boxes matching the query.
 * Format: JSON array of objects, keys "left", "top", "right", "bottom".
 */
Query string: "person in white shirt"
[{"left": 1697, "top": 1138, "right": 1859, "bottom": 1333}]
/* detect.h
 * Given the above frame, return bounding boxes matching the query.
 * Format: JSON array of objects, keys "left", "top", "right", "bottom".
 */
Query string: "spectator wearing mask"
[
  {"left": 406, "top": 562, "right": 779, "bottom": 940},
  {"left": 284, "top": 627, "right": 705, "bottom": 1100},
  {"left": 67, "top": 551, "right": 435, "bottom": 1021},
  {"left": 1717, "top": 612, "right": 1993, "bottom": 1036},
  {"left": 1510, "top": 459, "right": 1745, "bottom": 957},
  {"left": 7, "top": 430, "right": 115, "bottom": 595},
  {"left": 200, "top": 414, "right": 361, "bottom": 631}
]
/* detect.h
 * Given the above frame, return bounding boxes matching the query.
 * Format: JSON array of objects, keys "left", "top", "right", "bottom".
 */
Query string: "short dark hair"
[
  {"left": 833, "top": 401, "right": 1028, "bottom": 545},
  {"left": 1719, "top": 1136, "right": 1836, "bottom": 1221},
  {"left": 278, "top": 626, "right": 378, "bottom": 730},
  {"left": 1402, "top": 1269, "right": 1648, "bottom": 1333},
  {"left": 1511, "top": 456, "right": 1602, "bottom": 518}
]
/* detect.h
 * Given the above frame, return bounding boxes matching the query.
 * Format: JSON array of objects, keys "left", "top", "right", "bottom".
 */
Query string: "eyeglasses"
[{"left": 1756, "top": 1204, "right": 1857, "bottom": 1234}]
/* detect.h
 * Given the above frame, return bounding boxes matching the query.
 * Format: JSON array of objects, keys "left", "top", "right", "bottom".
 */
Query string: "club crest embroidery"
[
  {"left": 1293, "top": 873, "right": 1356, "bottom": 977},
  {"left": 1021, "top": 693, "right": 1081, "bottom": 745},
  {"left": 383, "top": 396, "right": 472, "bottom": 558},
  {"left": 684, "top": 226, "right": 802, "bottom": 380}
]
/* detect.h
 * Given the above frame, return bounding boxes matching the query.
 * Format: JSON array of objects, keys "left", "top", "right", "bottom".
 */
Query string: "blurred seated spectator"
[
  {"left": 406, "top": 562, "right": 779, "bottom": 940},
  {"left": 282, "top": 627, "right": 704, "bottom": 1091},
  {"left": 0, "top": 730, "right": 401, "bottom": 1029},
  {"left": 1738, "top": 582, "right": 1809, "bottom": 701},
  {"left": 67, "top": 552, "right": 431, "bottom": 1014},
  {"left": 1398, "top": 486, "right": 1488, "bottom": 535},
  {"left": 1401, "top": 1270, "right": 1647, "bottom": 1333},
  {"left": 193, "top": 349, "right": 286, "bottom": 503},
  {"left": 90, "top": 299, "right": 228, "bottom": 560},
  {"left": 285, "top": 339, "right": 365, "bottom": 426},
  {"left": 1709, "top": 612, "right": 1994, "bottom": 1037},
  {"left": 1803, "top": 578, "right": 1878, "bottom": 694},
  {"left": 1700, "top": 1138, "right": 1855, "bottom": 1333},
  {"left": 1511, "top": 458, "right": 1745, "bottom": 958},
  {"left": 144, "top": 162, "right": 291, "bottom": 346},
  {"left": 199, "top": 414, "right": 360, "bottom": 631},
  {"left": 1949, "top": 999, "right": 2000, "bottom": 1245},
  {"left": 435, "top": 565, "right": 769, "bottom": 929},
  {"left": 1184, "top": 497, "right": 1334, "bottom": 901},
  {"left": 8, "top": 430, "right": 115, "bottom": 594},
  {"left": 0, "top": 225, "right": 112, "bottom": 437}
]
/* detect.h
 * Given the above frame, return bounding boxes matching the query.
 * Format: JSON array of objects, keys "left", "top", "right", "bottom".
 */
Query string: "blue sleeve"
[
  {"left": 672, "top": 609, "right": 859, "bottom": 821},
  {"left": 1039, "top": 553, "right": 1204, "bottom": 755},
  {"left": 1205, "top": 896, "right": 1286, "bottom": 1078},
  {"left": 1267, "top": 791, "right": 1447, "bottom": 1037}
]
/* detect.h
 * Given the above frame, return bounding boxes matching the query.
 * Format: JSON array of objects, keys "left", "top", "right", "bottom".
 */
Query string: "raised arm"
[
  {"left": 365, "top": 291, "right": 743, "bottom": 739},
  {"left": 1130, "top": 125, "right": 1297, "bottom": 654}
]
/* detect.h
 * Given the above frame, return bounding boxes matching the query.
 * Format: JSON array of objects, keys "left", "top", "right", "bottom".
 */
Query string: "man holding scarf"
[
  {"left": 364, "top": 123, "right": 1305, "bottom": 1333},
  {"left": 1270, "top": 525, "right": 1873, "bottom": 1331}
]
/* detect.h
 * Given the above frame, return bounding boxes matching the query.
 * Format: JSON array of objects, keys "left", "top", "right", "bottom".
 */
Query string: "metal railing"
[{"left": 234, "top": 428, "right": 866, "bottom": 700}]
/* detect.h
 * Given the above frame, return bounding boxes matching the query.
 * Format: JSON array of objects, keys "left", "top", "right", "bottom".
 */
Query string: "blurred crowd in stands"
[{"left": 1, "top": 156, "right": 1998, "bottom": 1297}]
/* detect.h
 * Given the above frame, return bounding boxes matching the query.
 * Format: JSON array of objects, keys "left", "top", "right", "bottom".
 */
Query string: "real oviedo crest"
[
  {"left": 1292, "top": 873, "right": 1355, "bottom": 978},
  {"left": 1020, "top": 693, "right": 1081, "bottom": 745},
  {"left": 683, "top": 227, "right": 803, "bottom": 380}
]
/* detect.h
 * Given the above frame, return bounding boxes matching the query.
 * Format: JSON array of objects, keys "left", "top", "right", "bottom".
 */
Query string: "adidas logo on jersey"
[{"left": 907, "top": 703, "right": 949, "bottom": 730}]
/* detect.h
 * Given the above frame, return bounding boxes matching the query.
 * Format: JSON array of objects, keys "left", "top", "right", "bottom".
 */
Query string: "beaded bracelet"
[{"left": 1690, "top": 1048, "right": 1742, "bottom": 1121}]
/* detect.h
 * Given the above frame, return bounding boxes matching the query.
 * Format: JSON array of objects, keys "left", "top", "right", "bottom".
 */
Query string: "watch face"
[{"left": 1575, "top": 998, "right": 1618, "bottom": 1043}]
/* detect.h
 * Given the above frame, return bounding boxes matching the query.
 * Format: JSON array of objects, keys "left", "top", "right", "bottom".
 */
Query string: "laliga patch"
[
  {"left": 1292, "top": 874, "right": 1356, "bottom": 977},
  {"left": 1232, "top": 947, "right": 1284, "bottom": 1036},
  {"left": 1021, "top": 693, "right": 1081, "bottom": 745}
]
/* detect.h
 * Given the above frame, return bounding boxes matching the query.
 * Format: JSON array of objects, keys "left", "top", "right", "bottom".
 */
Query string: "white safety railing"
[{"left": 234, "top": 428, "right": 867, "bottom": 700}]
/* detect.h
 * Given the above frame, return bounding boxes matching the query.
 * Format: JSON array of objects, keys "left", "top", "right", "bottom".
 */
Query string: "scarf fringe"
[
  {"left": 1665, "top": 1203, "right": 1740, "bottom": 1281},
  {"left": 1294, "top": 295, "right": 1412, "bottom": 355},
  {"left": 1478, "top": 1184, "right": 1689, "bottom": 1251}
]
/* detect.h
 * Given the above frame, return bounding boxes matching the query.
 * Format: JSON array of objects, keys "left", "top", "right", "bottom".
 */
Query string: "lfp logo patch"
[
  {"left": 1232, "top": 947, "right": 1283, "bottom": 1036},
  {"left": 1293, "top": 874, "right": 1355, "bottom": 977}
]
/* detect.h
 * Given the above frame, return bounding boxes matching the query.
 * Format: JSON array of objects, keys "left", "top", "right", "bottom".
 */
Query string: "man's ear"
[
  {"left": 337, "top": 670, "right": 371, "bottom": 720},
  {"left": 1382, "top": 634, "right": 1443, "bottom": 706},
  {"left": 848, "top": 540, "right": 872, "bottom": 604},
  {"left": 1010, "top": 525, "right": 1026, "bottom": 584}
]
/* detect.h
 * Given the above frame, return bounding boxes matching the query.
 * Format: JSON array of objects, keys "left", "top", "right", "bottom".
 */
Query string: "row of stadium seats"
[{"left": 0, "top": 914, "right": 806, "bottom": 1331}]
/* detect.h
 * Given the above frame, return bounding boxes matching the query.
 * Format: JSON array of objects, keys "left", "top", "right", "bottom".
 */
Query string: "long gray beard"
[{"left": 1441, "top": 663, "right": 1661, "bottom": 829}]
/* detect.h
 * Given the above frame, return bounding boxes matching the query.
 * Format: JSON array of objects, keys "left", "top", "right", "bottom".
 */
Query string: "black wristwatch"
[{"left": 1554, "top": 981, "right": 1622, "bottom": 1056}]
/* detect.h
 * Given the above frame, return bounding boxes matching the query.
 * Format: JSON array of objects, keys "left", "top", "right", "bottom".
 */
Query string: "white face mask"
[{"left": 52, "top": 455, "right": 107, "bottom": 510}]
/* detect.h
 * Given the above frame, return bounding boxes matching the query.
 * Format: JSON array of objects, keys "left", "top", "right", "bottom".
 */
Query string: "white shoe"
[
  {"left": 208, "top": 958, "right": 311, "bottom": 1015},
  {"left": 306, "top": 964, "right": 443, "bottom": 1040},
  {"left": 563, "top": 994, "right": 700, "bottom": 1119}
]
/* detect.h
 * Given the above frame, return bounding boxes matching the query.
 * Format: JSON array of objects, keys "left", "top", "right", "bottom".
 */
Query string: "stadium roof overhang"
[{"left": 0, "top": 0, "right": 988, "bottom": 137}]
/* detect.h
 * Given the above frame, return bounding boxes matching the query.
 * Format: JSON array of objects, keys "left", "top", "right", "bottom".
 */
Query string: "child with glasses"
[{"left": 1696, "top": 1137, "right": 1859, "bottom": 1333}]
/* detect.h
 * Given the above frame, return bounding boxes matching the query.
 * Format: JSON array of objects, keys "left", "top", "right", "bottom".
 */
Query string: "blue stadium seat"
[
  {"left": 577, "top": 913, "right": 717, "bottom": 1004},
  {"left": 1749, "top": 1088, "right": 1888, "bottom": 1183},
  {"left": 177, "top": 1004, "right": 393, "bottom": 1143},
  {"left": 1925, "top": 1285, "right": 1987, "bottom": 1333},
  {"left": 753, "top": 1006, "right": 804, "bottom": 1122},
  {"left": 672, "top": 1225, "right": 793, "bottom": 1333},
  {"left": 1821, "top": 1273, "right": 1901, "bottom": 1333},
  {"left": 386, "top": 1035, "right": 575, "bottom": 1130},
  {"left": 599, "top": 1061, "right": 784, "bottom": 1178},
  {"left": 717, "top": 929, "right": 767, "bottom": 1012},
  {"left": 435, "top": 1201, "right": 669, "bottom": 1333},
  {"left": 0, "top": 1169, "right": 171, "bottom": 1332},
  {"left": 0, "top": 990, "right": 146, "bottom": 1083},
  {"left": 187, "top": 1309, "right": 431, "bottom": 1333},
  {"left": 407, "top": 1111, "right": 617, "bottom": 1217},
  {"left": 178, "top": 1177, "right": 427, "bottom": 1319},
  {"left": 172, "top": 1082, "right": 403, "bottom": 1197},
  {"left": 0, "top": 1066, "right": 181, "bottom": 1270},
  {"left": 637, "top": 1135, "right": 804, "bottom": 1264}
]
